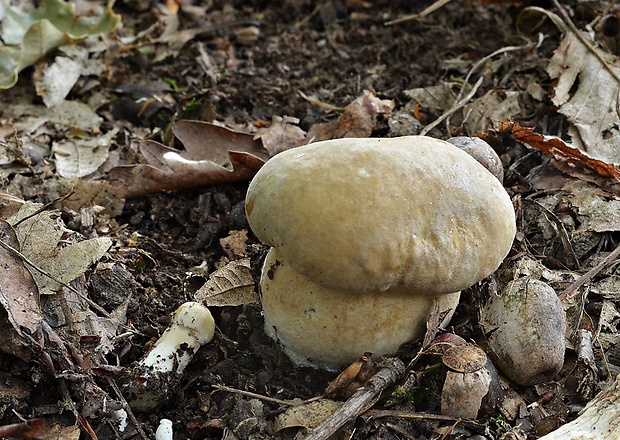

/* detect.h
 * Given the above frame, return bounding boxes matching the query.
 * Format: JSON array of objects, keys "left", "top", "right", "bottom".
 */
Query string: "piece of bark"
[{"left": 303, "top": 358, "right": 405, "bottom": 440}]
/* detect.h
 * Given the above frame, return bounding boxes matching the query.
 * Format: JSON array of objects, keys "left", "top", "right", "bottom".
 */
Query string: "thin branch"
[
  {"left": 0, "top": 238, "right": 111, "bottom": 318},
  {"left": 303, "top": 358, "right": 405, "bottom": 440},
  {"left": 384, "top": 0, "right": 454, "bottom": 26},
  {"left": 559, "top": 243, "right": 620, "bottom": 301},
  {"left": 211, "top": 384, "right": 301, "bottom": 406}
]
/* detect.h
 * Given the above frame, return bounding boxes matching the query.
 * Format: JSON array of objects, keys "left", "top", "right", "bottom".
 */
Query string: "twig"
[
  {"left": 551, "top": 0, "right": 620, "bottom": 85},
  {"left": 211, "top": 384, "right": 301, "bottom": 406},
  {"left": 362, "top": 409, "right": 487, "bottom": 433},
  {"left": 303, "top": 358, "right": 405, "bottom": 440},
  {"left": 419, "top": 76, "right": 483, "bottom": 136},
  {"left": 385, "top": 0, "right": 454, "bottom": 26},
  {"left": 105, "top": 377, "right": 149, "bottom": 440},
  {"left": 558, "top": 244, "right": 620, "bottom": 301}
]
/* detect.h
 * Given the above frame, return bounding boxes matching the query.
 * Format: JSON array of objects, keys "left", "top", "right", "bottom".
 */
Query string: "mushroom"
[
  {"left": 447, "top": 136, "right": 504, "bottom": 182},
  {"left": 480, "top": 277, "right": 566, "bottom": 386},
  {"left": 261, "top": 248, "right": 461, "bottom": 369},
  {"left": 440, "top": 344, "right": 504, "bottom": 419},
  {"left": 246, "top": 136, "right": 516, "bottom": 369},
  {"left": 128, "top": 301, "right": 215, "bottom": 410}
]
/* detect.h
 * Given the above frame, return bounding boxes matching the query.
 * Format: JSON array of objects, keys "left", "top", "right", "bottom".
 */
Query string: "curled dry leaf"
[
  {"left": 306, "top": 90, "right": 394, "bottom": 141},
  {"left": 0, "top": 220, "right": 42, "bottom": 336},
  {"left": 8, "top": 202, "right": 112, "bottom": 295},
  {"left": 325, "top": 352, "right": 376, "bottom": 400},
  {"left": 194, "top": 258, "right": 258, "bottom": 307},
  {"left": 108, "top": 121, "right": 270, "bottom": 198},
  {"left": 493, "top": 119, "right": 620, "bottom": 183}
]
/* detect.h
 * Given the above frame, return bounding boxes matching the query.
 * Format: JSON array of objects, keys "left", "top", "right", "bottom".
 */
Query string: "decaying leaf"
[
  {"left": 61, "top": 179, "right": 126, "bottom": 217},
  {"left": 52, "top": 128, "right": 119, "bottom": 178},
  {"left": 34, "top": 56, "right": 81, "bottom": 107},
  {"left": 462, "top": 89, "right": 520, "bottom": 135},
  {"left": 8, "top": 100, "right": 104, "bottom": 134},
  {"left": 273, "top": 399, "right": 341, "bottom": 432},
  {"left": 562, "top": 181, "right": 620, "bottom": 232},
  {"left": 7, "top": 202, "right": 112, "bottom": 295},
  {"left": 495, "top": 119, "right": 620, "bottom": 183},
  {"left": 326, "top": 352, "right": 376, "bottom": 400},
  {"left": 306, "top": 90, "right": 394, "bottom": 141},
  {"left": 194, "top": 258, "right": 258, "bottom": 307},
  {"left": 0, "top": 220, "right": 42, "bottom": 336},
  {"left": 219, "top": 229, "right": 248, "bottom": 259},
  {"left": 254, "top": 115, "right": 307, "bottom": 155},
  {"left": 547, "top": 31, "right": 620, "bottom": 163},
  {"left": 108, "top": 120, "right": 269, "bottom": 198}
]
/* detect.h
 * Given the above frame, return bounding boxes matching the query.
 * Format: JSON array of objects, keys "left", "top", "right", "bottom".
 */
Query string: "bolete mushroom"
[{"left": 246, "top": 136, "right": 516, "bottom": 369}]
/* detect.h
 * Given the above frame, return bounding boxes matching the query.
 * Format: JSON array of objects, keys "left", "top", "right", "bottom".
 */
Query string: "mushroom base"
[{"left": 261, "top": 248, "right": 461, "bottom": 370}]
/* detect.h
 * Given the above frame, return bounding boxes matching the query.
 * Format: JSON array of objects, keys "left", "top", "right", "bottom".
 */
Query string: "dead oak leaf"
[
  {"left": 0, "top": 220, "right": 42, "bottom": 336},
  {"left": 307, "top": 90, "right": 394, "bottom": 142},
  {"left": 108, "top": 120, "right": 269, "bottom": 198},
  {"left": 8, "top": 202, "right": 112, "bottom": 295}
]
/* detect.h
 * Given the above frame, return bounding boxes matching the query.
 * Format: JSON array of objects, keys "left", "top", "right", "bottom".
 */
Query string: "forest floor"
[{"left": 2, "top": 0, "right": 620, "bottom": 439}]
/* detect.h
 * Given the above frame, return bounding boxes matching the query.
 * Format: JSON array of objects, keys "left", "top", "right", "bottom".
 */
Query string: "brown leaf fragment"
[
  {"left": 495, "top": 118, "right": 620, "bottom": 182},
  {"left": 0, "top": 220, "right": 42, "bottom": 336},
  {"left": 307, "top": 90, "right": 394, "bottom": 142},
  {"left": 61, "top": 179, "right": 126, "bottom": 217},
  {"left": 194, "top": 258, "right": 258, "bottom": 306},
  {"left": 326, "top": 352, "right": 376, "bottom": 400},
  {"left": 219, "top": 229, "right": 248, "bottom": 259},
  {"left": 274, "top": 399, "right": 341, "bottom": 432},
  {"left": 108, "top": 121, "right": 269, "bottom": 198},
  {"left": 254, "top": 115, "right": 307, "bottom": 155},
  {"left": 0, "top": 418, "right": 45, "bottom": 439},
  {"left": 173, "top": 120, "right": 270, "bottom": 162}
]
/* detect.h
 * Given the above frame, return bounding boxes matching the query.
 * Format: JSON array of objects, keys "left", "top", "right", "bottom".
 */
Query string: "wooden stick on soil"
[{"left": 303, "top": 358, "right": 405, "bottom": 440}]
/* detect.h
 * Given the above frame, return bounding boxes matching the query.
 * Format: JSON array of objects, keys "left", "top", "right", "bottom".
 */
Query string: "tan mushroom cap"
[
  {"left": 261, "top": 248, "right": 461, "bottom": 369},
  {"left": 246, "top": 136, "right": 516, "bottom": 294}
]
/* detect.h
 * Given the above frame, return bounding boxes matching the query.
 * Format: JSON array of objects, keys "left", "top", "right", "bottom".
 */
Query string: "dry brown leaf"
[
  {"left": 492, "top": 119, "right": 620, "bottom": 182},
  {"left": 108, "top": 120, "right": 269, "bottom": 198},
  {"left": 194, "top": 258, "right": 258, "bottom": 307},
  {"left": 0, "top": 220, "right": 42, "bottom": 336},
  {"left": 61, "top": 179, "right": 126, "bottom": 217},
  {"left": 307, "top": 90, "right": 394, "bottom": 141},
  {"left": 219, "top": 229, "right": 248, "bottom": 259},
  {"left": 547, "top": 31, "right": 620, "bottom": 163},
  {"left": 325, "top": 352, "right": 376, "bottom": 400},
  {"left": 255, "top": 115, "right": 307, "bottom": 155},
  {"left": 8, "top": 202, "right": 112, "bottom": 295}
]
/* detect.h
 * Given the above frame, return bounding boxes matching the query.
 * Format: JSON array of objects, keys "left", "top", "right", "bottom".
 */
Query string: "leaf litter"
[{"left": 3, "top": 1, "right": 620, "bottom": 439}]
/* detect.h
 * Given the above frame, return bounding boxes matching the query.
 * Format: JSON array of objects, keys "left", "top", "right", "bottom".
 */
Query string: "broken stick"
[{"left": 304, "top": 358, "right": 405, "bottom": 440}]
